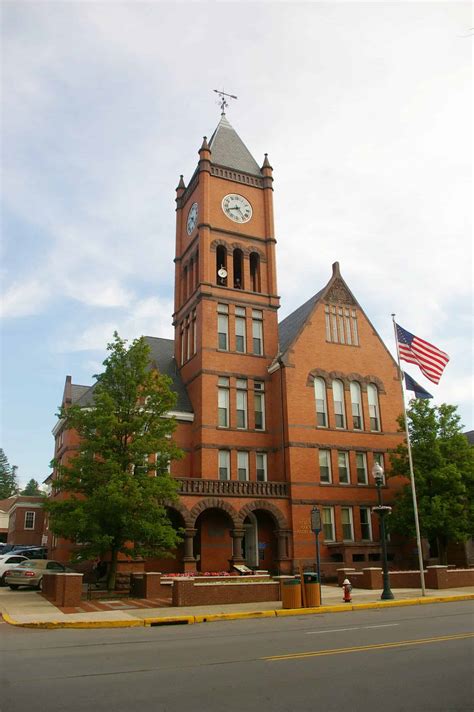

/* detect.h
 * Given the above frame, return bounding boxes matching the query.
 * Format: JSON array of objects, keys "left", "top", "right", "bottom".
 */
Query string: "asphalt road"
[{"left": 1, "top": 601, "right": 473, "bottom": 712}]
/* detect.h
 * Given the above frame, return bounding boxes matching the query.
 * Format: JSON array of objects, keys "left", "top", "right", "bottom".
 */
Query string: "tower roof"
[{"left": 208, "top": 114, "right": 261, "bottom": 176}]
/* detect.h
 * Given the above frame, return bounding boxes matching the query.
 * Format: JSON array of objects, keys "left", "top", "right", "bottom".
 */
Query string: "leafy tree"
[
  {"left": 0, "top": 449, "right": 19, "bottom": 499},
  {"left": 21, "top": 479, "right": 43, "bottom": 496},
  {"left": 45, "top": 333, "right": 183, "bottom": 590},
  {"left": 389, "top": 400, "right": 474, "bottom": 564}
]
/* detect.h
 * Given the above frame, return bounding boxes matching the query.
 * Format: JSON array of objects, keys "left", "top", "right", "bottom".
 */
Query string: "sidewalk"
[{"left": 1, "top": 585, "right": 473, "bottom": 629}]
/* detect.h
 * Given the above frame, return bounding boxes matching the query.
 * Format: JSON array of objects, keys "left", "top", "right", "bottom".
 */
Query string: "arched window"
[
  {"left": 367, "top": 384, "right": 381, "bottom": 431},
  {"left": 233, "top": 249, "right": 243, "bottom": 289},
  {"left": 216, "top": 245, "right": 227, "bottom": 286},
  {"left": 250, "top": 252, "right": 261, "bottom": 292},
  {"left": 314, "top": 378, "right": 328, "bottom": 427},
  {"left": 350, "top": 381, "right": 363, "bottom": 430},
  {"left": 332, "top": 379, "right": 346, "bottom": 429}
]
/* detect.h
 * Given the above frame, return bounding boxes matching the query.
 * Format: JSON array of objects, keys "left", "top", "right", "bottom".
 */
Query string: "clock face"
[
  {"left": 186, "top": 202, "right": 198, "bottom": 235},
  {"left": 221, "top": 194, "right": 253, "bottom": 224}
]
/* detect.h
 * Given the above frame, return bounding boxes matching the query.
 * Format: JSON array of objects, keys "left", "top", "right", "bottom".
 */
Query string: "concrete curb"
[{"left": 2, "top": 593, "right": 473, "bottom": 629}]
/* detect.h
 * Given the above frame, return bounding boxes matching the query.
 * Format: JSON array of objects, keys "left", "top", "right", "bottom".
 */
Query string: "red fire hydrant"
[{"left": 342, "top": 578, "right": 352, "bottom": 603}]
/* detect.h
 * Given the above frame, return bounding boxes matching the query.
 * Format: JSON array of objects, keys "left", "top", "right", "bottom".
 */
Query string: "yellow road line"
[{"left": 264, "top": 632, "right": 474, "bottom": 661}]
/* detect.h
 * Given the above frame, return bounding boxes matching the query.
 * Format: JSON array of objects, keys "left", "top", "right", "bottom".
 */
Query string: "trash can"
[
  {"left": 281, "top": 578, "right": 302, "bottom": 609},
  {"left": 303, "top": 572, "right": 321, "bottom": 608}
]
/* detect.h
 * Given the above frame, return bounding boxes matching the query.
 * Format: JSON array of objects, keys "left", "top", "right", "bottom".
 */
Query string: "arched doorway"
[
  {"left": 194, "top": 508, "right": 233, "bottom": 573},
  {"left": 242, "top": 509, "right": 278, "bottom": 572},
  {"left": 144, "top": 507, "right": 186, "bottom": 574}
]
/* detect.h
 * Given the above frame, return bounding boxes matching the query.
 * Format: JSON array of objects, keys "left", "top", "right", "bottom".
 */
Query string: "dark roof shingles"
[
  {"left": 278, "top": 288, "right": 325, "bottom": 354},
  {"left": 209, "top": 114, "right": 261, "bottom": 176}
]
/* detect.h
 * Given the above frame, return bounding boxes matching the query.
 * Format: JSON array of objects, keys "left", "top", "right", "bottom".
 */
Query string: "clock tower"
[{"left": 173, "top": 111, "right": 281, "bottom": 481}]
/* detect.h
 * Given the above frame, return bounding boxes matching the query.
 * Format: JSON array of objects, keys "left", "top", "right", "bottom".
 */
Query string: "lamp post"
[
  {"left": 372, "top": 462, "right": 394, "bottom": 601},
  {"left": 310, "top": 505, "right": 322, "bottom": 604}
]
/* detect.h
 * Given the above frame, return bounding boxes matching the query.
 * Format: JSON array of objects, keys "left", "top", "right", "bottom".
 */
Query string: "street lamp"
[
  {"left": 310, "top": 505, "right": 322, "bottom": 604},
  {"left": 372, "top": 462, "right": 394, "bottom": 601}
]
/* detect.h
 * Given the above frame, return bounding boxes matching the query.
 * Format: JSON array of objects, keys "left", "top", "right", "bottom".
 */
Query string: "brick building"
[
  {"left": 6, "top": 496, "right": 45, "bottom": 547},
  {"left": 47, "top": 113, "right": 410, "bottom": 577}
]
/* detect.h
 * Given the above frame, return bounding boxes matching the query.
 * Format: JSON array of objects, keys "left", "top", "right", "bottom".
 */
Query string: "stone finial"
[
  {"left": 199, "top": 136, "right": 210, "bottom": 152},
  {"left": 332, "top": 261, "right": 341, "bottom": 278},
  {"left": 176, "top": 175, "right": 186, "bottom": 191}
]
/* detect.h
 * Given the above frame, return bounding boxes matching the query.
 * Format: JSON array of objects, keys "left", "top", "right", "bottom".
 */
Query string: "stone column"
[
  {"left": 276, "top": 529, "right": 291, "bottom": 560},
  {"left": 230, "top": 528, "right": 245, "bottom": 562},
  {"left": 183, "top": 528, "right": 197, "bottom": 572}
]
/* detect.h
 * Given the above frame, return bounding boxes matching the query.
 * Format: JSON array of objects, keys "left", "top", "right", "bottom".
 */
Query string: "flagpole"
[{"left": 391, "top": 314, "right": 426, "bottom": 596}]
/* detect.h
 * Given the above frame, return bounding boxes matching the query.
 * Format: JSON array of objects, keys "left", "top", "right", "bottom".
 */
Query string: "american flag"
[{"left": 396, "top": 323, "right": 450, "bottom": 384}]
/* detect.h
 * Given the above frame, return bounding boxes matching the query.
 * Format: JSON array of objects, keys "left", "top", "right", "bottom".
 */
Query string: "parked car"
[
  {"left": 0, "top": 555, "right": 29, "bottom": 586},
  {"left": 14, "top": 547, "right": 48, "bottom": 559},
  {"left": 4, "top": 560, "right": 71, "bottom": 591}
]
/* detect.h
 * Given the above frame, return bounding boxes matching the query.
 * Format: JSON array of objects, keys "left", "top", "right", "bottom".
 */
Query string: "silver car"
[{"left": 4, "top": 559, "right": 69, "bottom": 590}]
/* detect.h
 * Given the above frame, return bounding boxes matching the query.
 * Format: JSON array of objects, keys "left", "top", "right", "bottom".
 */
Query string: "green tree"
[
  {"left": 0, "top": 449, "right": 19, "bottom": 499},
  {"left": 45, "top": 333, "right": 183, "bottom": 590},
  {"left": 21, "top": 479, "right": 43, "bottom": 496},
  {"left": 389, "top": 400, "right": 474, "bottom": 564}
]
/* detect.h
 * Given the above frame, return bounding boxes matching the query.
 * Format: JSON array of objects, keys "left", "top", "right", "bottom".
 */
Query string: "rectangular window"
[
  {"left": 24, "top": 511, "right": 35, "bottom": 530},
  {"left": 218, "top": 377, "right": 230, "bottom": 428},
  {"left": 237, "top": 451, "right": 249, "bottom": 481},
  {"left": 337, "top": 307, "right": 345, "bottom": 344},
  {"left": 324, "top": 304, "right": 358, "bottom": 346},
  {"left": 360, "top": 507, "right": 372, "bottom": 540},
  {"left": 235, "top": 307, "right": 246, "bottom": 353},
  {"left": 186, "top": 317, "right": 191, "bottom": 360},
  {"left": 236, "top": 379, "right": 248, "bottom": 429},
  {"left": 356, "top": 452, "right": 368, "bottom": 484},
  {"left": 332, "top": 380, "right": 346, "bottom": 429},
  {"left": 341, "top": 507, "right": 354, "bottom": 541},
  {"left": 314, "top": 378, "right": 328, "bottom": 427},
  {"left": 155, "top": 451, "right": 171, "bottom": 475},
  {"left": 338, "top": 451, "right": 350, "bottom": 484},
  {"left": 217, "top": 304, "right": 229, "bottom": 350},
  {"left": 351, "top": 310, "right": 359, "bottom": 345},
  {"left": 218, "top": 450, "right": 230, "bottom": 481},
  {"left": 367, "top": 384, "right": 381, "bottom": 431},
  {"left": 192, "top": 309, "right": 197, "bottom": 355},
  {"left": 252, "top": 310, "right": 263, "bottom": 355},
  {"left": 344, "top": 308, "right": 352, "bottom": 345},
  {"left": 322, "top": 507, "right": 335, "bottom": 541},
  {"left": 256, "top": 452, "right": 267, "bottom": 482},
  {"left": 180, "top": 324, "right": 185, "bottom": 365},
  {"left": 254, "top": 381, "right": 265, "bottom": 430},
  {"left": 324, "top": 306, "right": 331, "bottom": 341},
  {"left": 319, "top": 450, "right": 332, "bottom": 483}
]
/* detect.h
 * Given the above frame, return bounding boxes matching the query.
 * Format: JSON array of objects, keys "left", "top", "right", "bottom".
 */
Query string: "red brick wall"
[{"left": 172, "top": 578, "right": 280, "bottom": 606}]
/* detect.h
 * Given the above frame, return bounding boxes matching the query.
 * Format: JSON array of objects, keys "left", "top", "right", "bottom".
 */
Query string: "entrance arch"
[{"left": 194, "top": 508, "right": 234, "bottom": 573}]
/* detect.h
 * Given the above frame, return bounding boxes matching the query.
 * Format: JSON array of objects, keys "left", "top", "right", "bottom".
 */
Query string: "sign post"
[{"left": 311, "top": 506, "right": 322, "bottom": 605}]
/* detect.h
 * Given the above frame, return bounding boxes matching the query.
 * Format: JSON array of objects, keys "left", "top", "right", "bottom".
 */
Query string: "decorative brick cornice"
[{"left": 210, "top": 164, "right": 264, "bottom": 188}]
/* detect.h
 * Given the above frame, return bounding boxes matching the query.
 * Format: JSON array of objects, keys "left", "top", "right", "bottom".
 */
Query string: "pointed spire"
[
  {"left": 199, "top": 136, "right": 210, "bottom": 152},
  {"left": 207, "top": 115, "right": 261, "bottom": 176},
  {"left": 176, "top": 175, "right": 186, "bottom": 206},
  {"left": 262, "top": 153, "right": 272, "bottom": 168}
]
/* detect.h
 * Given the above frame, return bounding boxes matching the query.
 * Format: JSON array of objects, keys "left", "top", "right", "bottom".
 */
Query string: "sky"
[{"left": 1, "top": 1, "right": 472, "bottom": 488}]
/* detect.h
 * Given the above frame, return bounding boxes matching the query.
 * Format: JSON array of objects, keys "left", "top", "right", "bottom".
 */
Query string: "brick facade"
[
  {"left": 46, "top": 113, "right": 415, "bottom": 579},
  {"left": 7, "top": 496, "right": 45, "bottom": 546}
]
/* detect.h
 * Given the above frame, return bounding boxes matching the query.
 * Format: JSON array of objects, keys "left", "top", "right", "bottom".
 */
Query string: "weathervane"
[{"left": 213, "top": 88, "right": 238, "bottom": 115}]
